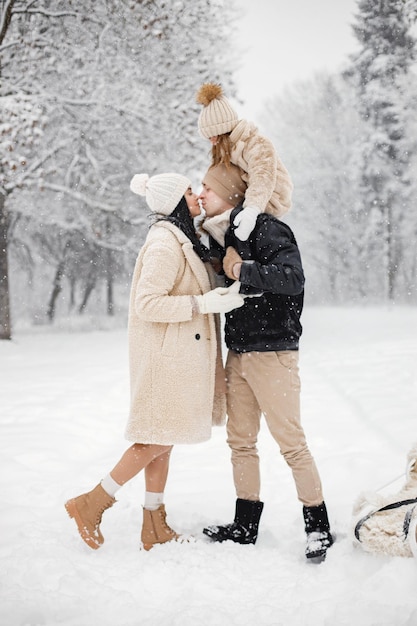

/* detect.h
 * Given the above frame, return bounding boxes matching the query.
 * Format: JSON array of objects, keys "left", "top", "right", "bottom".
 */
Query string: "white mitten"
[
  {"left": 233, "top": 206, "right": 260, "bottom": 241},
  {"left": 194, "top": 284, "right": 244, "bottom": 314}
]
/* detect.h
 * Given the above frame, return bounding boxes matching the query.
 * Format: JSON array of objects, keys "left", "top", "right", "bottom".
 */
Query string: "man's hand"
[
  {"left": 223, "top": 246, "right": 243, "bottom": 280},
  {"left": 209, "top": 256, "right": 223, "bottom": 274}
]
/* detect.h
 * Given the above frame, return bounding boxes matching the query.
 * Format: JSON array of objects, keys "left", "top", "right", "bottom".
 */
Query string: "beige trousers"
[{"left": 225, "top": 350, "right": 323, "bottom": 506}]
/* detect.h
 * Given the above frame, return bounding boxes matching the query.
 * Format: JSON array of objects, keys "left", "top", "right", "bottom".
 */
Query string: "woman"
[{"left": 65, "top": 172, "right": 244, "bottom": 551}]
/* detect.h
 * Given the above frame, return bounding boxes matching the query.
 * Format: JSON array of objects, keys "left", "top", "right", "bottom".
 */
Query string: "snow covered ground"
[{"left": 1, "top": 306, "right": 417, "bottom": 626}]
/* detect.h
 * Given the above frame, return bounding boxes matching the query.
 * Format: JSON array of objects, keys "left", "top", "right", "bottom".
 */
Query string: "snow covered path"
[{"left": 1, "top": 307, "right": 417, "bottom": 626}]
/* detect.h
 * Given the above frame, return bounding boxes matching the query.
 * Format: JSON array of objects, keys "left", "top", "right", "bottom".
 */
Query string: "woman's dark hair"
[{"left": 156, "top": 196, "right": 210, "bottom": 262}]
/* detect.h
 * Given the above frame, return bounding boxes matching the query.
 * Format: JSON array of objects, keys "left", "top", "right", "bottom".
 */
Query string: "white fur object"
[
  {"left": 353, "top": 443, "right": 417, "bottom": 558},
  {"left": 409, "top": 514, "right": 417, "bottom": 558},
  {"left": 406, "top": 444, "right": 417, "bottom": 479}
]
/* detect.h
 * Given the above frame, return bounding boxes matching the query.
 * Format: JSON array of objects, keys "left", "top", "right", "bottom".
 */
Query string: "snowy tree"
[
  {"left": 261, "top": 74, "right": 365, "bottom": 303},
  {"left": 345, "top": 0, "right": 416, "bottom": 301},
  {"left": 1, "top": 0, "right": 239, "bottom": 335},
  {"left": 0, "top": 0, "right": 48, "bottom": 338},
  {"left": 403, "top": 0, "right": 417, "bottom": 22}
]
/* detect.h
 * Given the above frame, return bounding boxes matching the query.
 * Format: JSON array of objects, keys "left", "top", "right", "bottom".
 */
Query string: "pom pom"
[
  {"left": 130, "top": 173, "right": 148, "bottom": 196},
  {"left": 196, "top": 83, "right": 223, "bottom": 106}
]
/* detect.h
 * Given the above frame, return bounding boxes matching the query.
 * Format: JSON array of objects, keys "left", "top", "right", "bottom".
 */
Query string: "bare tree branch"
[
  {"left": 11, "top": 8, "right": 77, "bottom": 18},
  {"left": 42, "top": 182, "right": 117, "bottom": 213},
  {"left": 0, "top": 0, "right": 17, "bottom": 46}
]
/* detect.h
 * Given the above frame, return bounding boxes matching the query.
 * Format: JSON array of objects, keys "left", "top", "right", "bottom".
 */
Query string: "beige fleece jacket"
[{"left": 229, "top": 119, "right": 293, "bottom": 218}]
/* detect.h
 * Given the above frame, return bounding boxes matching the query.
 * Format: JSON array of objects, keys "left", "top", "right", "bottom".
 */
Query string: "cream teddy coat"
[
  {"left": 125, "top": 220, "right": 226, "bottom": 445},
  {"left": 229, "top": 119, "right": 293, "bottom": 218}
]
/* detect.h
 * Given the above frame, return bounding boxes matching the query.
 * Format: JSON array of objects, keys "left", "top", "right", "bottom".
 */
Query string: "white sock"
[
  {"left": 144, "top": 491, "right": 164, "bottom": 510},
  {"left": 101, "top": 474, "right": 122, "bottom": 497}
]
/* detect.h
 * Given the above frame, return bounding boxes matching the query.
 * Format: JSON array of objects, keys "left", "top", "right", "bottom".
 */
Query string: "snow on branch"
[
  {"left": 403, "top": 0, "right": 417, "bottom": 23},
  {"left": 44, "top": 96, "right": 148, "bottom": 123},
  {"left": 11, "top": 8, "right": 77, "bottom": 19},
  {"left": 42, "top": 182, "right": 117, "bottom": 213}
]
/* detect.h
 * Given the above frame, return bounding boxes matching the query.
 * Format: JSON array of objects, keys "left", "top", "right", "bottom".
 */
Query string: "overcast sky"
[{"left": 234, "top": 0, "right": 360, "bottom": 118}]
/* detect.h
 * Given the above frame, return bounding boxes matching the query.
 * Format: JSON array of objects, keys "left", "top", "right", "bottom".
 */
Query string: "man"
[{"left": 198, "top": 163, "right": 333, "bottom": 562}]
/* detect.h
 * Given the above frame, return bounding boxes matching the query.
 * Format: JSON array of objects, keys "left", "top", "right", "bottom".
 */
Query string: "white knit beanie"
[
  {"left": 130, "top": 172, "right": 191, "bottom": 215},
  {"left": 196, "top": 83, "right": 239, "bottom": 139}
]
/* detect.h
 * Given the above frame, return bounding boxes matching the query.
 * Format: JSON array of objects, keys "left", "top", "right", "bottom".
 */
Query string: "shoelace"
[
  {"left": 95, "top": 501, "right": 112, "bottom": 526},
  {"left": 158, "top": 510, "right": 174, "bottom": 533}
]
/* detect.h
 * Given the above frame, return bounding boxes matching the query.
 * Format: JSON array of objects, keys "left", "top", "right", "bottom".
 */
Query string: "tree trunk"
[
  {"left": 107, "top": 272, "right": 114, "bottom": 316},
  {"left": 105, "top": 217, "right": 114, "bottom": 316},
  {"left": 78, "top": 281, "right": 96, "bottom": 314},
  {"left": 0, "top": 0, "right": 21, "bottom": 338},
  {"left": 47, "top": 261, "right": 65, "bottom": 322},
  {"left": 69, "top": 278, "right": 76, "bottom": 309},
  {"left": 0, "top": 0, "right": 17, "bottom": 47},
  {"left": 0, "top": 193, "right": 11, "bottom": 339}
]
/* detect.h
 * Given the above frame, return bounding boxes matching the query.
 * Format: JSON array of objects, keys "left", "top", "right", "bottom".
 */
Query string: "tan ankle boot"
[
  {"left": 141, "top": 504, "right": 180, "bottom": 551},
  {"left": 65, "top": 483, "right": 115, "bottom": 550}
]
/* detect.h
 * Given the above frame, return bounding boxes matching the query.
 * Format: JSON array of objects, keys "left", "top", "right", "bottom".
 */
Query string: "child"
[{"left": 196, "top": 82, "right": 293, "bottom": 241}]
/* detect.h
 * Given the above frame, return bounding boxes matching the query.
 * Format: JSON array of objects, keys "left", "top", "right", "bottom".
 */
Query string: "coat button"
[{"left": 195, "top": 334, "right": 200, "bottom": 340}]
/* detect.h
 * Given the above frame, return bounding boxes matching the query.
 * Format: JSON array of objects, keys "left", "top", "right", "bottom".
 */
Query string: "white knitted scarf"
[{"left": 201, "top": 209, "right": 233, "bottom": 247}]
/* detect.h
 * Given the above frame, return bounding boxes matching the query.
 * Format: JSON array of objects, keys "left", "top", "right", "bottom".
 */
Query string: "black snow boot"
[
  {"left": 203, "top": 498, "right": 264, "bottom": 545},
  {"left": 303, "top": 501, "right": 334, "bottom": 563}
]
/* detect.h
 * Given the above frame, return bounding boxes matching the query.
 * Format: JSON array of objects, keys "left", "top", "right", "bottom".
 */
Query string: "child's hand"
[{"left": 233, "top": 207, "right": 260, "bottom": 241}]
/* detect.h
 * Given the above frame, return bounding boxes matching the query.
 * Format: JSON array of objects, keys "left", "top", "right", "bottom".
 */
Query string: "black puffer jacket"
[{"left": 210, "top": 206, "right": 304, "bottom": 353}]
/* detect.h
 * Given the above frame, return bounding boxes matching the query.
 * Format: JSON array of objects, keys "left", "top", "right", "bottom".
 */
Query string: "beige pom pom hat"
[
  {"left": 130, "top": 172, "right": 191, "bottom": 216},
  {"left": 196, "top": 83, "right": 239, "bottom": 139}
]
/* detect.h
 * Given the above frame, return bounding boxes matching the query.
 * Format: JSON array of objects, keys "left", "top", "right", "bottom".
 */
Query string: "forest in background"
[
  {"left": 264, "top": 0, "right": 417, "bottom": 305},
  {"left": 1, "top": 0, "right": 417, "bottom": 339},
  {"left": 0, "top": 0, "right": 238, "bottom": 337}
]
